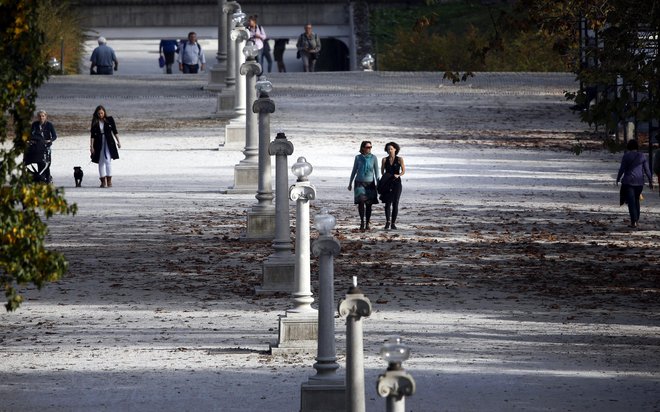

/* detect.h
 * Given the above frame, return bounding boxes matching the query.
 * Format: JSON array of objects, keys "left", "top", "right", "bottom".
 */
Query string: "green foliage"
[
  {"left": 36, "top": 0, "right": 85, "bottom": 74},
  {"left": 371, "top": 0, "right": 568, "bottom": 72},
  {"left": 371, "top": 0, "right": 659, "bottom": 152},
  {"left": 378, "top": 20, "right": 487, "bottom": 77},
  {"left": 0, "top": 0, "right": 77, "bottom": 311},
  {"left": 484, "top": 31, "right": 568, "bottom": 71},
  {"left": 511, "top": 0, "right": 660, "bottom": 147}
]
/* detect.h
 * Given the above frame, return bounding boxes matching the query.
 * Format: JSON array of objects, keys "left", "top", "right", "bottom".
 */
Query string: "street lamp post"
[
  {"left": 300, "top": 210, "right": 345, "bottom": 412},
  {"left": 208, "top": 0, "right": 228, "bottom": 88},
  {"left": 271, "top": 157, "right": 318, "bottom": 355},
  {"left": 260, "top": 131, "right": 295, "bottom": 293},
  {"left": 224, "top": 2, "right": 242, "bottom": 87},
  {"left": 214, "top": 2, "right": 241, "bottom": 112},
  {"left": 311, "top": 209, "right": 341, "bottom": 379},
  {"left": 377, "top": 337, "right": 416, "bottom": 412},
  {"left": 338, "top": 277, "right": 372, "bottom": 412},
  {"left": 226, "top": 33, "right": 261, "bottom": 193},
  {"left": 220, "top": 10, "right": 248, "bottom": 147},
  {"left": 230, "top": 14, "right": 248, "bottom": 119},
  {"left": 246, "top": 78, "right": 275, "bottom": 239},
  {"left": 289, "top": 157, "right": 316, "bottom": 314}
]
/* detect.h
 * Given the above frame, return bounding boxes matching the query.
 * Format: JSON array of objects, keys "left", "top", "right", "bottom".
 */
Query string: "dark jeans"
[
  {"left": 96, "top": 66, "right": 113, "bottom": 75},
  {"left": 182, "top": 63, "right": 199, "bottom": 74},
  {"left": 622, "top": 184, "right": 643, "bottom": 224},
  {"left": 164, "top": 51, "right": 175, "bottom": 74},
  {"left": 260, "top": 50, "right": 272, "bottom": 73}
]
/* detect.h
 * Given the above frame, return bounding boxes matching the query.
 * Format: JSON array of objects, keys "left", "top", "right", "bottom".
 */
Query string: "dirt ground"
[{"left": 1, "top": 72, "right": 659, "bottom": 411}]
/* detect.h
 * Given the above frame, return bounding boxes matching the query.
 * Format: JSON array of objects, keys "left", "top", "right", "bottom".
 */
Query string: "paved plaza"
[{"left": 0, "top": 63, "right": 659, "bottom": 412}]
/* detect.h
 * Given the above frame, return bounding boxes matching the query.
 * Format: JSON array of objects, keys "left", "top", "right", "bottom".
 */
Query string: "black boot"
[
  {"left": 358, "top": 203, "right": 365, "bottom": 230},
  {"left": 385, "top": 203, "right": 391, "bottom": 229},
  {"left": 365, "top": 204, "right": 372, "bottom": 230},
  {"left": 391, "top": 205, "right": 398, "bottom": 229}
]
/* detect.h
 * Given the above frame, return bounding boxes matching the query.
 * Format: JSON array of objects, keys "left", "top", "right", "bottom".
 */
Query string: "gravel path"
[{"left": 1, "top": 72, "right": 658, "bottom": 412}]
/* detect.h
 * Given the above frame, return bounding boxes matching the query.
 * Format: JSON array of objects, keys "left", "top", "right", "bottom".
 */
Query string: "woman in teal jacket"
[{"left": 348, "top": 140, "right": 379, "bottom": 231}]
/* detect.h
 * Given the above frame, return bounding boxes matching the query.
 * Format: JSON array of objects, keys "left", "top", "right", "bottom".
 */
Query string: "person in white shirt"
[
  {"left": 177, "top": 32, "right": 206, "bottom": 73},
  {"left": 247, "top": 15, "right": 268, "bottom": 68}
]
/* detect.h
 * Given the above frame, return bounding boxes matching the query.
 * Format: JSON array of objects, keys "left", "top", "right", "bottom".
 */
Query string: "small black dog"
[{"left": 73, "top": 166, "right": 83, "bottom": 187}]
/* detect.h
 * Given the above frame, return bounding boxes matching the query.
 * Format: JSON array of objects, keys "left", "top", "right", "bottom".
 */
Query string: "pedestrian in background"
[
  {"left": 296, "top": 23, "right": 321, "bottom": 72},
  {"left": 616, "top": 139, "right": 653, "bottom": 228},
  {"left": 159, "top": 38, "right": 178, "bottom": 74},
  {"left": 30, "top": 110, "right": 57, "bottom": 183},
  {"left": 90, "top": 105, "right": 121, "bottom": 188},
  {"left": 90, "top": 36, "right": 118, "bottom": 75},
  {"left": 178, "top": 32, "right": 206, "bottom": 73},
  {"left": 379, "top": 142, "right": 406, "bottom": 230},
  {"left": 247, "top": 16, "right": 268, "bottom": 68},
  {"left": 348, "top": 140, "right": 379, "bottom": 231},
  {"left": 274, "top": 38, "right": 288, "bottom": 72}
]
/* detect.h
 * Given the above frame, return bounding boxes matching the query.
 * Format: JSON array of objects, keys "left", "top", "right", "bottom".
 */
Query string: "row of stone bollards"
[
  {"left": 259, "top": 138, "right": 415, "bottom": 410},
  {"left": 209, "top": 3, "right": 414, "bottom": 410},
  {"left": 285, "top": 159, "right": 415, "bottom": 412}
]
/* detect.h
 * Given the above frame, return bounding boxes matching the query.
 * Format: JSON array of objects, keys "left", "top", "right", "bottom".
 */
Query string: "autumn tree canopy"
[
  {"left": 510, "top": 0, "right": 660, "bottom": 137},
  {"left": 1, "top": 0, "right": 77, "bottom": 311}
]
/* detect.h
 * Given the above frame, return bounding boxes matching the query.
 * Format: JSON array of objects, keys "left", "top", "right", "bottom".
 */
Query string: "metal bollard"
[
  {"left": 338, "top": 277, "right": 372, "bottom": 412},
  {"left": 376, "top": 337, "right": 416, "bottom": 412}
]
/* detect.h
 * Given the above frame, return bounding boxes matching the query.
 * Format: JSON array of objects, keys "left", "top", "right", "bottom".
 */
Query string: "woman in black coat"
[
  {"left": 380, "top": 142, "right": 406, "bottom": 229},
  {"left": 90, "top": 105, "right": 121, "bottom": 188}
]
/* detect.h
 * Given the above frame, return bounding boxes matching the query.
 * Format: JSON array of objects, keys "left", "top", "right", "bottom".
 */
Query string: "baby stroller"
[{"left": 23, "top": 132, "right": 51, "bottom": 183}]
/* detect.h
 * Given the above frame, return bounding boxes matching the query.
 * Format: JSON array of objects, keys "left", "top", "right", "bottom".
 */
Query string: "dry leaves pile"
[{"left": 62, "top": 196, "right": 657, "bottom": 317}]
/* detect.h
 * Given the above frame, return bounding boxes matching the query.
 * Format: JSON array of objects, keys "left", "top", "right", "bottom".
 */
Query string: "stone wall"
[
  {"left": 73, "top": 0, "right": 423, "bottom": 27},
  {"left": 77, "top": 1, "right": 330, "bottom": 27}
]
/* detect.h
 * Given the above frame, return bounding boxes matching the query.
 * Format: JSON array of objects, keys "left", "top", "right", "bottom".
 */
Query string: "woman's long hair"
[
  {"left": 91, "top": 105, "right": 107, "bottom": 128},
  {"left": 360, "top": 140, "right": 372, "bottom": 155}
]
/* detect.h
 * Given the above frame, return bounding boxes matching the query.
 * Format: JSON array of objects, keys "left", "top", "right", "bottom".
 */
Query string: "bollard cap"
[
  {"left": 314, "top": 208, "right": 335, "bottom": 235},
  {"left": 256, "top": 77, "right": 273, "bottom": 95},
  {"left": 232, "top": 11, "right": 247, "bottom": 26},
  {"left": 380, "top": 336, "right": 410, "bottom": 370},
  {"left": 291, "top": 157, "right": 312, "bottom": 181},
  {"left": 243, "top": 42, "right": 259, "bottom": 59}
]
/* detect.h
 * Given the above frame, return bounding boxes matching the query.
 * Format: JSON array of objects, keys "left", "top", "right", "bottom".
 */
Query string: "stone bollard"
[
  {"left": 270, "top": 157, "right": 317, "bottom": 355},
  {"left": 300, "top": 210, "right": 345, "bottom": 412},
  {"left": 215, "top": 4, "right": 243, "bottom": 115},
  {"left": 226, "top": 38, "right": 260, "bottom": 192},
  {"left": 338, "top": 277, "right": 372, "bottom": 412},
  {"left": 245, "top": 77, "right": 275, "bottom": 239},
  {"left": 260, "top": 131, "right": 294, "bottom": 293},
  {"left": 376, "top": 337, "right": 416, "bottom": 412},
  {"left": 223, "top": 2, "right": 242, "bottom": 87},
  {"left": 221, "top": 13, "right": 248, "bottom": 147},
  {"left": 288, "top": 157, "right": 316, "bottom": 314},
  {"left": 208, "top": 0, "right": 229, "bottom": 88}
]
